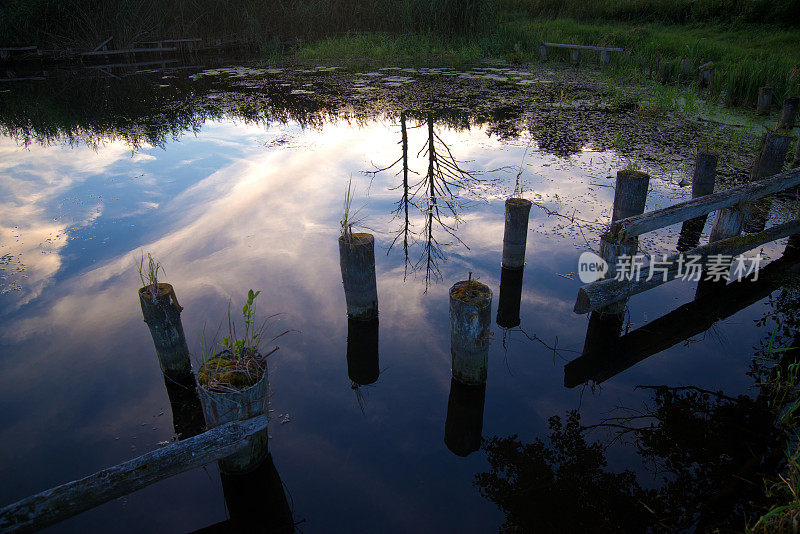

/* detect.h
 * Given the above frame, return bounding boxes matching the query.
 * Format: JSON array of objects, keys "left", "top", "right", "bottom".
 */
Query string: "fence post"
[
  {"left": 139, "top": 283, "right": 192, "bottom": 380},
  {"left": 745, "top": 132, "right": 792, "bottom": 232},
  {"left": 501, "top": 198, "right": 533, "bottom": 269},
  {"left": 444, "top": 379, "right": 486, "bottom": 457},
  {"left": 757, "top": 87, "right": 774, "bottom": 115},
  {"left": 570, "top": 48, "right": 579, "bottom": 65},
  {"left": 450, "top": 278, "right": 492, "bottom": 385},
  {"left": 678, "top": 153, "right": 718, "bottom": 251},
  {"left": 778, "top": 96, "right": 799, "bottom": 130},
  {"left": 496, "top": 267, "right": 524, "bottom": 329},
  {"left": 339, "top": 233, "right": 379, "bottom": 321},
  {"left": 539, "top": 43, "right": 547, "bottom": 62}
]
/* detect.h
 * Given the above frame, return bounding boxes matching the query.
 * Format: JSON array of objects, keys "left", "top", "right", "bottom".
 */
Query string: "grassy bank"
[{"left": 296, "top": 17, "right": 800, "bottom": 108}]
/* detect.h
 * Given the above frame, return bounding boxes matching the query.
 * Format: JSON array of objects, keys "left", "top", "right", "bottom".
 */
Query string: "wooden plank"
[
  {"left": 542, "top": 42, "right": 624, "bottom": 52},
  {"left": 92, "top": 36, "right": 113, "bottom": 52},
  {"left": 0, "top": 46, "right": 38, "bottom": 52},
  {"left": 613, "top": 168, "right": 800, "bottom": 241},
  {"left": 574, "top": 218, "right": 800, "bottom": 314},
  {"left": 80, "top": 47, "right": 177, "bottom": 57},
  {"left": 0, "top": 415, "right": 268, "bottom": 534},
  {"left": 566, "top": 252, "right": 800, "bottom": 386}
]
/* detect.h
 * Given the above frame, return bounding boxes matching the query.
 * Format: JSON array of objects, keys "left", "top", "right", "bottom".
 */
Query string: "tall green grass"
[
  {"left": 500, "top": 0, "right": 800, "bottom": 27},
  {"left": 0, "top": 0, "right": 497, "bottom": 48}
]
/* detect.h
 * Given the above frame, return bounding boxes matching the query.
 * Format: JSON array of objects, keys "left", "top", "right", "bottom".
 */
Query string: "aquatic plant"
[
  {"left": 339, "top": 178, "right": 369, "bottom": 244},
  {"left": 198, "top": 289, "right": 289, "bottom": 392},
  {"left": 137, "top": 252, "right": 163, "bottom": 302}
]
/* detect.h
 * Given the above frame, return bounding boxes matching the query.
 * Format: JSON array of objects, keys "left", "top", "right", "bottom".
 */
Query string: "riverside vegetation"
[{"left": 4, "top": 0, "right": 799, "bottom": 108}]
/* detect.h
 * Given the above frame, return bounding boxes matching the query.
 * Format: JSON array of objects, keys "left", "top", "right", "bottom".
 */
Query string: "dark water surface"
[{"left": 0, "top": 66, "right": 795, "bottom": 532}]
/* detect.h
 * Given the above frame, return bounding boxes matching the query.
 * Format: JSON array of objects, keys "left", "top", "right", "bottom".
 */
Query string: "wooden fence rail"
[
  {"left": 574, "top": 218, "right": 800, "bottom": 314},
  {"left": 0, "top": 415, "right": 268, "bottom": 534},
  {"left": 611, "top": 168, "right": 800, "bottom": 243}
]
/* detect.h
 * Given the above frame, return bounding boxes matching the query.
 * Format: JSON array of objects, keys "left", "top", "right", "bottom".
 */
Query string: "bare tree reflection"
[{"left": 369, "top": 112, "right": 481, "bottom": 289}]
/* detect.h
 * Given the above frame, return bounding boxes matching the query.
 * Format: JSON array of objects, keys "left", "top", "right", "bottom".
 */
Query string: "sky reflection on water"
[{"left": 0, "top": 112, "right": 786, "bottom": 532}]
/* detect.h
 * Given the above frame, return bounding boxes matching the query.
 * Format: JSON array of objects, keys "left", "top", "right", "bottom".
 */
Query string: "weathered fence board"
[
  {"left": 574, "top": 218, "right": 800, "bottom": 314},
  {"left": 566, "top": 252, "right": 800, "bottom": 386},
  {"left": 542, "top": 42, "right": 624, "bottom": 52},
  {"left": 611, "top": 168, "right": 800, "bottom": 242},
  {"left": 0, "top": 415, "right": 268, "bottom": 534},
  {"left": 81, "top": 47, "right": 178, "bottom": 57}
]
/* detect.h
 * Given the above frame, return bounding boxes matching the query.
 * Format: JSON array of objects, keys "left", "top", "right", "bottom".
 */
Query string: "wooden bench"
[{"left": 539, "top": 42, "right": 624, "bottom": 64}]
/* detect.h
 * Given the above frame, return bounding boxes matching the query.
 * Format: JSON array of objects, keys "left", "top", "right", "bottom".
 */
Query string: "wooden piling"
[
  {"left": 778, "top": 96, "right": 799, "bottom": 130},
  {"left": 568, "top": 310, "right": 625, "bottom": 387},
  {"left": 794, "top": 136, "right": 800, "bottom": 168},
  {"left": 163, "top": 375, "right": 206, "bottom": 440},
  {"left": 496, "top": 267, "right": 524, "bottom": 329},
  {"left": 339, "top": 233, "right": 378, "bottom": 321},
  {"left": 217, "top": 454, "right": 294, "bottom": 533},
  {"left": 746, "top": 132, "right": 792, "bottom": 232},
  {"left": 698, "top": 62, "right": 714, "bottom": 90},
  {"left": 346, "top": 318, "right": 379, "bottom": 386},
  {"left": 680, "top": 58, "right": 693, "bottom": 79},
  {"left": 444, "top": 379, "right": 486, "bottom": 457},
  {"left": 696, "top": 205, "right": 745, "bottom": 297},
  {"left": 752, "top": 133, "right": 793, "bottom": 180},
  {"left": 612, "top": 170, "right": 650, "bottom": 222},
  {"left": 197, "top": 358, "right": 270, "bottom": 473},
  {"left": 138, "top": 283, "right": 191, "bottom": 379},
  {"left": 757, "top": 87, "right": 774, "bottom": 115},
  {"left": 449, "top": 279, "right": 492, "bottom": 385},
  {"left": 501, "top": 198, "right": 533, "bottom": 269},
  {"left": 677, "top": 153, "right": 718, "bottom": 251}
]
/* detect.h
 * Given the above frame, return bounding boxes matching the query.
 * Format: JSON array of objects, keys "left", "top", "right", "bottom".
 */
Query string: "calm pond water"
[{"left": 0, "top": 65, "right": 796, "bottom": 532}]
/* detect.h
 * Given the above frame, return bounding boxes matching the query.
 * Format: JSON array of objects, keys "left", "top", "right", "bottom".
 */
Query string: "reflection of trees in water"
[
  {"left": 372, "top": 112, "right": 481, "bottom": 289},
  {"left": 477, "top": 275, "right": 800, "bottom": 532}
]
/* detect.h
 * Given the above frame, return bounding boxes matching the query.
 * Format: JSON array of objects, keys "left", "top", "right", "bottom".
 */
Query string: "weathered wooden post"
[
  {"left": 339, "top": 232, "right": 378, "bottom": 321},
  {"left": 794, "top": 137, "right": 800, "bottom": 168},
  {"left": 778, "top": 96, "right": 799, "bottom": 130},
  {"left": 444, "top": 378, "right": 486, "bottom": 457},
  {"left": 450, "top": 277, "right": 492, "bottom": 385},
  {"left": 163, "top": 375, "right": 206, "bottom": 440},
  {"left": 658, "top": 60, "right": 673, "bottom": 84},
  {"left": 218, "top": 454, "right": 294, "bottom": 533},
  {"left": 568, "top": 310, "right": 625, "bottom": 386},
  {"left": 680, "top": 58, "right": 693, "bottom": 79},
  {"left": 539, "top": 43, "right": 547, "bottom": 62},
  {"left": 501, "top": 197, "right": 533, "bottom": 269},
  {"left": 757, "top": 87, "right": 774, "bottom": 115},
  {"left": 612, "top": 169, "right": 650, "bottom": 222},
  {"left": 695, "top": 205, "right": 745, "bottom": 298},
  {"left": 745, "top": 132, "right": 792, "bottom": 231},
  {"left": 496, "top": 267, "right": 524, "bottom": 329},
  {"left": 597, "top": 169, "right": 650, "bottom": 314},
  {"left": 346, "top": 318, "right": 379, "bottom": 386},
  {"left": 677, "top": 153, "right": 718, "bottom": 252},
  {"left": 198, "top": 355, "right": 270, "bottom": 473},
  {"left": 570, "top": 48, "right": 579, "bottom": 65},
  {"left": 698, "top": 62, "right": 714, "bottom": 90},
  {"left": 600, "top": 50, "right": 611, "bottom": 65},
  {"left": 139, "top": 283, "right": 192, "bottom": 379}
]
